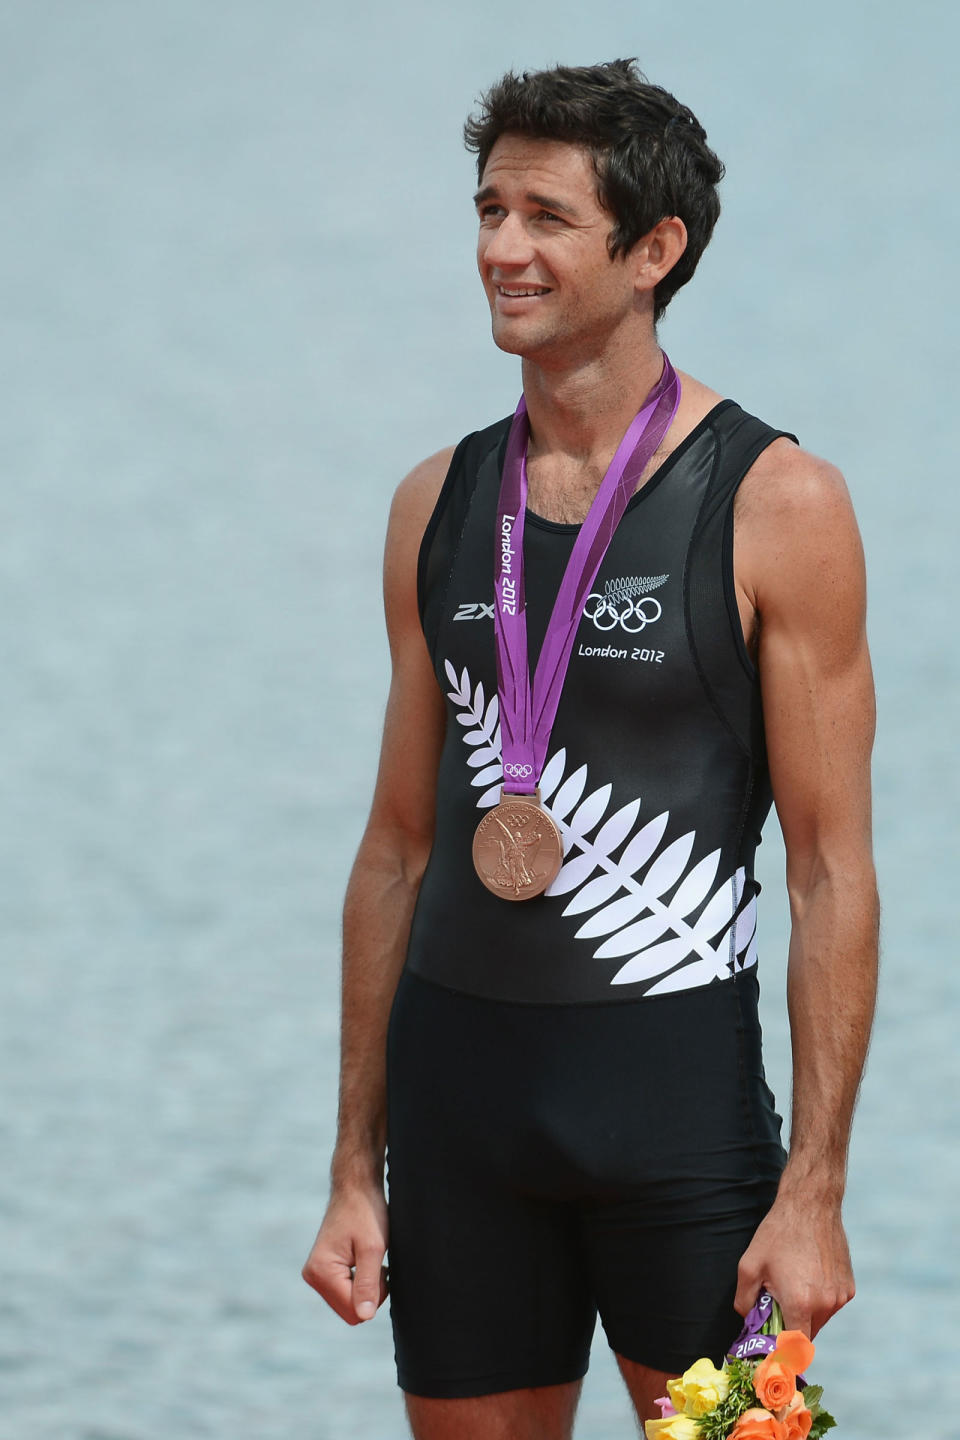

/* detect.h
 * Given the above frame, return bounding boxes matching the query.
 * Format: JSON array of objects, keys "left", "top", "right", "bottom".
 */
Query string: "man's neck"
[{"left": 520, "top": 333, "right": 665, "bottom": 465}]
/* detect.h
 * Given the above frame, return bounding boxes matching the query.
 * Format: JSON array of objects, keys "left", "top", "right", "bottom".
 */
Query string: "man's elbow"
[{"left": 785, "top": 847, "right": 879, "bottom": 930}]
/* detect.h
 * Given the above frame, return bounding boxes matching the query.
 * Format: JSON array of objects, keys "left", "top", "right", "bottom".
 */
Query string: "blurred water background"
[{"left": 1, "top": 1, "right": 957, "bottom": 1437}]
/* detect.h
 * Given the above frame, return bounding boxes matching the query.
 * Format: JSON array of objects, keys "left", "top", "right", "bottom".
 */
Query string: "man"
[{"left": 303, "top": 60, "right": 878, "bottom": 1440}]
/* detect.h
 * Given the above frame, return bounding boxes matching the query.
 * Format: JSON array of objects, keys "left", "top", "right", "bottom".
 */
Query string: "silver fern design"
[{"left": 444, "top": 659, "right": 758, "bottom": 995}]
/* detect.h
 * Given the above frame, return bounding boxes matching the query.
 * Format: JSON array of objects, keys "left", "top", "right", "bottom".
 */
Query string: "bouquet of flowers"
[{"left": 645, "top": 1292, "right": 837, "bottom": 1440}]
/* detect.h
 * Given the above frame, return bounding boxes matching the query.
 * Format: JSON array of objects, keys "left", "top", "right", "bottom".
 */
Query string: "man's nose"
[{"left": 480, "top": 212, "right": 534, "bottom": 270}]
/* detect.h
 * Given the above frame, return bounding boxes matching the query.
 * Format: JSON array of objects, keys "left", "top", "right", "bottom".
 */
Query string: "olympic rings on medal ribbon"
[{"left": 503, "top": 762, "right": 534, "bottom": 779}]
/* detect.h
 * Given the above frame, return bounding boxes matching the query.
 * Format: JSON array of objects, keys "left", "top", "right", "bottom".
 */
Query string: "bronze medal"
[{"left": 472, "top": 788, "right": 564, "bottom": 901}]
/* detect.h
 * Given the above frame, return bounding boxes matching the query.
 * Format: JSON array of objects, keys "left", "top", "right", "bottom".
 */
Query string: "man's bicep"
[
  {"left": 754, "top": 459, "right": 876, "bottom": 881},
  {"left": 364, "top": 450, "right": 453, "bottom": 857},
  {"left": 367, "top": 633, "right": 446, "bottom": 860}
]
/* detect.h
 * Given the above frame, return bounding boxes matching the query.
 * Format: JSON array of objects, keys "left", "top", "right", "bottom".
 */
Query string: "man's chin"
[{"left": 490, "top": 320, "right": 549, "bottom": 359}]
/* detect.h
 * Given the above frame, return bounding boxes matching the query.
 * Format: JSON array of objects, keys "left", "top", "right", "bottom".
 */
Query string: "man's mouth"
[{"left": 496, "top": 285, "right": 551, "bottom": 298}]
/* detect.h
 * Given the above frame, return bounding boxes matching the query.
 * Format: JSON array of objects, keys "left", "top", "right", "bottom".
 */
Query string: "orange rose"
[
  {"left": 754, "top": 1329, "right": 815, "bottom": 1412},
  {"left": 753, "top": 1355, "right": 796, "bottom": 1412},
  {"left": 781, "top": 1392, "right": 813, "bottom": 1440},
  {"left": 729, "top": 1409, "right": 786, "bottom": 1440},
  {"left": 773, "top": 1330, "right": 815, "bottom": 1375}
]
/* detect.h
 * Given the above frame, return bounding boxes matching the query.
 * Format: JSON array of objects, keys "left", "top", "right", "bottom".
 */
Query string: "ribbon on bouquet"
[
  {"left": 727, "top": 1290, "right": 808, "bottom": 1385},
  {"left": 728, "top": 1289, "right": 779, "bottom": 1361}
]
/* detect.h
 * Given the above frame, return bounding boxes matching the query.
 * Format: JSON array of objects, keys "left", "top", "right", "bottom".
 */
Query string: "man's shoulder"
[
  {"left": 390, "top": 446, "right": 457, "bottom": 532},
  {"left": 735, "top": 436, "right": 863, "bottom": 619},
  {"left": 390, "top": 412, "right": 514, "bottom": 530},
  {"left": 737, "top": 436, "right": 852, "bottom": 530}
]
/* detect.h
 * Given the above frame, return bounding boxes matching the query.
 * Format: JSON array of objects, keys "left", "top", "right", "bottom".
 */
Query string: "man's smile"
[{"left": 495, "top": 284, "right": 552, "bottom": 299}]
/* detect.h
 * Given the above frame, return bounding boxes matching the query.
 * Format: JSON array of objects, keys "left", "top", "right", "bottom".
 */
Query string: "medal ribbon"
[{"left": 494, "top": 353, "right": 681, "bottom": 795}]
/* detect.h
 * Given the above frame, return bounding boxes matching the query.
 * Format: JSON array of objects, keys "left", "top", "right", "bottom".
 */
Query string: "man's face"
[{"left": 475, "top": 134, "right": 640, "bottom": 364}]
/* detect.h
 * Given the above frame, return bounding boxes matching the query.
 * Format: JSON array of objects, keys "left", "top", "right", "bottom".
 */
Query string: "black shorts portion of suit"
[{"left": 386, "top": 969, "right": 785, "bottom": 1399}]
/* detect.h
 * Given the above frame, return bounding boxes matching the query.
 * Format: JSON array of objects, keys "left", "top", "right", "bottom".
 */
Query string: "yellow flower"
[
  {"left": 666, "top": 1358, "right": 731, "bottom": 1417},
  {"left": 645, "top": 1415, "right": 702, "bottom": 1440}
]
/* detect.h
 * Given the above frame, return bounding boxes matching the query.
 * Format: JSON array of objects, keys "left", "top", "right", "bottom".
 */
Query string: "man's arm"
[
  {"left": 301, "top": 446, "right": 454, "bottom": 1324},
  {"left": 732, "top": 444, "right": 879, "bottom": 1339}
]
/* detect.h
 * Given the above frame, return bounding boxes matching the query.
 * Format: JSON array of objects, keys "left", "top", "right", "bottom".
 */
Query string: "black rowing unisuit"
[{"left": 406, "top": 400, "right": 795, "bottom": 1005}]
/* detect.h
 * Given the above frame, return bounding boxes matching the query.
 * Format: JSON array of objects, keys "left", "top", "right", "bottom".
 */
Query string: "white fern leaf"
[
  {"left": 573, "top": 891, "right": 650, "bottom": 938},
  {"left": 645, "top": 955, "right": 726, "bottom": 995},
  {"left": 692, "top": 877, "right": 738, "bottom": 941},
  {"left": 445, "top": 659, "right": 470, "bottom": 704},
  {"left": 641, "top": 831, "right": 696, "bottom": 898},
  {"left": 550, "top": 765, "right": 588, "bottom": 821},
  {"left": 469, "top": 748, "right": 500, "bottom": 771},
  {"left": 670, "top": 849, "right": 722, "bottom": 920},
  {"left": 471, "top": 763, "right": 503, "bottom": 788},
  {"left": 593, "top": 798, "right": 642, "bottom": 855},
  {"left": 545, "top": 852, "right": 599, "bottom": 898},
  {"left": 570, "top": 784, "right": 612, "bottom": 838},
  {"left": 561, "top": 873, "right": 623, "bottom": 918},
  {"left": 619, "top": 812, "right": 670, "bottom": 875},
  {"left": 444, "top": 656, "right": 755, "bottom": 1000},
  {"left": 467, "top": 747, "right": 499, "bottom": 769},
  {"left": 537, "top": 749, "right": 566, "bottom": 800},
  {"left": 610, "top": 936, "right": 692, "bottom": 985},
  {"left": 593, "top": 911, "right": 672, "bottom": 959}
]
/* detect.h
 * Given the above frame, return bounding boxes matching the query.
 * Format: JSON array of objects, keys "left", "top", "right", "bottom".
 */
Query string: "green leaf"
[
  {"left": 809, "top": 1409, "right": 837, "bottom": 1438},
  {"left": 802, "top": 1384, "right": 824, "bottom": 1416}
]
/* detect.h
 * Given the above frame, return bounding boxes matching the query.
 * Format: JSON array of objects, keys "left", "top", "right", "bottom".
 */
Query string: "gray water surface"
[{"left": 2, "top": 2, "right": 958, "bottom": 1437}]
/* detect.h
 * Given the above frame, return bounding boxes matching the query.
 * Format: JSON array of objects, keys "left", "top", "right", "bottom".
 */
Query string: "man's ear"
[{"left": 631, "top": 216, "right": 688, "bottom": 295}]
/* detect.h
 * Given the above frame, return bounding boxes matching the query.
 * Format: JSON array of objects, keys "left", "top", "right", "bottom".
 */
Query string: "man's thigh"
[
  {"left": 388, "top": 1164, "right": 596, "bottom": 1398},
  {"left": 387, "top": 972, "right": 597, "bottom": 1398},
  {"left": 585, "top": 1175, "right": 780, "bottom": 1373},
  {"left": 405, "top": 1382, "right": 582, "bottom": 1440}
]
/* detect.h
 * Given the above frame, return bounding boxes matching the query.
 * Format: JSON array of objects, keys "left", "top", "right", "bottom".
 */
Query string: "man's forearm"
[
  {"left": 780, "top": 860, "right": 879, "bottom": 1196},
  {"left": 734, "top": 859, "right": 878, "bottom": 1332},
  {"left": 331, "top": 826, "right": 429, "bottom": 1191}
]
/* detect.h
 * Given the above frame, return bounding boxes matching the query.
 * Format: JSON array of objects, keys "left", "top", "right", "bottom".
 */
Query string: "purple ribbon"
[
  {"left": 728, "top": 1290, "right": 779, "bottom": 1362},
  {"left": 493, "top": 354, "right": 681, "bottom": 795},
  {"left": 728, "top": 1290, "right": 807, "bottom": 1386}
]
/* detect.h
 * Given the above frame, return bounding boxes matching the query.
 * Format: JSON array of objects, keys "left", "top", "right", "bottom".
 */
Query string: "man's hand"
[
  {"left": 734, "top": 1187, "right": 855, "bottom": 1339},
  {"left": 302, "top": 1183, "right": 390, "bottom": 1324}
]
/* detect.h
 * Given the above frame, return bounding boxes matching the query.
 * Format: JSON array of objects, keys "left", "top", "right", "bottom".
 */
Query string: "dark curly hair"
[{"left": 464, "top": 60, "right": 725, "bottom": 322}]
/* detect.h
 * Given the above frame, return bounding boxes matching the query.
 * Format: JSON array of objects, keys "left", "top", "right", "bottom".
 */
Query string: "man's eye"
[
  {"left": 477, "top": 204, "right": 504, "bottom": 219},
  {"left": 539, "top": 211, "right": 563, "bottom": 223}
]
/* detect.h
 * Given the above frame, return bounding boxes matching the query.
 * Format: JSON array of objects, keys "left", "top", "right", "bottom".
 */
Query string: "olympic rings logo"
[
  {"left": 582, "top": 593, "right": 663, "bottom": 633},
  {"left": 503, "top": 762, "right": 534, "bottom": 779}
]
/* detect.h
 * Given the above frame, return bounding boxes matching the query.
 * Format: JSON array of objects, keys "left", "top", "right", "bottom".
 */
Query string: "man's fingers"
[
  {"left": 301, "top": 1252, "right": 362, "bottom": 1325},
  {"left": 733, "top": 1258, "right": 762, "bottom": 1318},
  {"left": 784, "top": 1305, "right": 813, "bottom": 1338},
  {"left": 352, "top": 1243, "right": 387, "bottom": 1322}
]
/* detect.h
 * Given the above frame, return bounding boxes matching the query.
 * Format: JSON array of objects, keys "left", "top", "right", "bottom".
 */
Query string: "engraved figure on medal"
[{"left": 472, "top": 790, "right": 563, "bottom": 900}]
